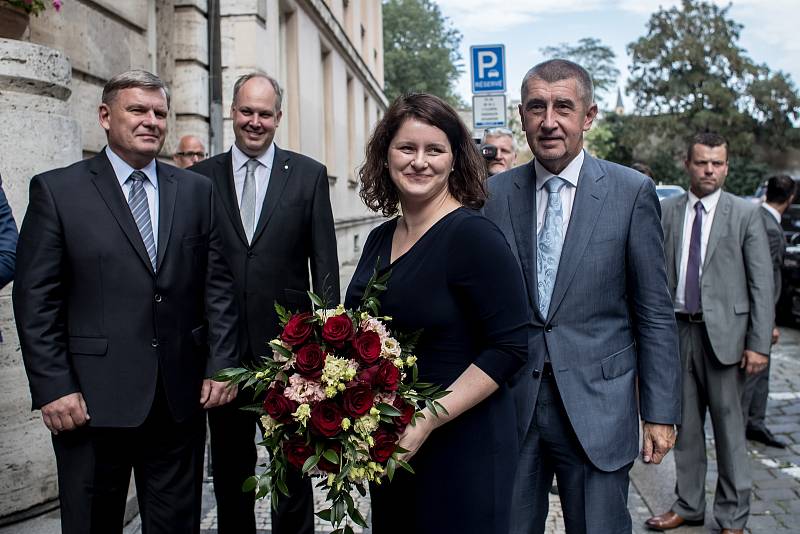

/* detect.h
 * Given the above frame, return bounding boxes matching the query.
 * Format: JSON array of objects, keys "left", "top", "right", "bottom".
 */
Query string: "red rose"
[
  {"left": 393, "top": 396, "right": 415, "bottom": 428},
  {"left": 283, "top": 435, "right": 314, "bottom": 470},
  {"left": 370, "top": 427, "right": 399, "bottom": 463},
  {"left": 309, "top": 400, "right": 344, "bottom": 437},
  {"left": 263, "top": 386, "right": 298, "bottom": 424},
  {"left": 342, "top": 383, "right": 374, "bottom": 417},
  {"left": 295, "top": 343, "right": 325, "bottom": 377},
  {"left": 353, "top": 330, "right": 381, "bottom": 365},
  {"left": 317, "top": 442, "right": 342, "bottom": 473},
  {"left": 322, "top": 314, "right": 353, "bottom": 348},
  {"left": 281, "top": 312, "right": 314, "bottom": 346},
  {"left": 357, "top": 364, "right": 379, "bottom": 386},
  {"left": 375, "top": 359, "right": 401, "bottom": 392}
]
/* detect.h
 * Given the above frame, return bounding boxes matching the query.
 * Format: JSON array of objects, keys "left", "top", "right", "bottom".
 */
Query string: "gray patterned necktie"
[
  {"left": 240, "top": 159, "right": 259, "bottom": 244},
  {"left": 127, "top": 170, "right": 156, "bottom": 271},
  {"left": 537, "top": 177, "right": 568, "bottom": 317}
]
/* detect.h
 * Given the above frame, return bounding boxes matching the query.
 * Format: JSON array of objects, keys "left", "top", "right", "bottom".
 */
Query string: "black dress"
[{"left": 344, "top": 207, "right": 529, "bottom": 534}]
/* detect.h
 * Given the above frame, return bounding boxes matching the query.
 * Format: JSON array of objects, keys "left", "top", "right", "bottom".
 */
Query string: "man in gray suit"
[
  {"left": 742, "top": 174, "right": 794, "bottom": 449},
  {"left": 646, "top": 133, "right": 774, "bottom": 534},
  {"left": 484, "top": 59, "right": 682, "bottom": 534}
]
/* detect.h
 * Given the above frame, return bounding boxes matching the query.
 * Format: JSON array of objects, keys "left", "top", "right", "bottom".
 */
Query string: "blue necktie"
[
  {"left": 684, "top": 200, "right": 704, "bottom": 314},
  {"left": 128, "top": 170, "right": 156, "bottom": 271},
  {"left": 537, "top": 177, "right": 567, "bottom": 317}
]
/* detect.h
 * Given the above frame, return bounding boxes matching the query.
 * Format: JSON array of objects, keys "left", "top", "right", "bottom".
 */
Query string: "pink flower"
[
  {"left": 52, "top": 1, "right": 62, "bottom": 11},
  {"left": 284, "top": 373, "right": 326, "bottom": 404}
]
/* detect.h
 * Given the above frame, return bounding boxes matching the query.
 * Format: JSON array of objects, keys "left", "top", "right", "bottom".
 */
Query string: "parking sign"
[{"left": 470, "top": 44, "right": 506, "bottom": 94}]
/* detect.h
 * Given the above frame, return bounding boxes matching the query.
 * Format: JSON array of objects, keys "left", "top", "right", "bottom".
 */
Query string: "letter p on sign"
[{"left": 477, "top": 51, "right": 497, "bottom": 78}]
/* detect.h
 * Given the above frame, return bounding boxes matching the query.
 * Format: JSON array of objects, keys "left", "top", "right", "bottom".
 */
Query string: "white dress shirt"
[
  {"left": 106, "top": 146, "right": 159, "bottom": 249},
  {"left": 232, "top": 142, "right": 275, "bottom": 237},
  {"left": 675, "top": 188, "right": 722, "bottom": 312},
  {"left": 762, "top": 203, "right": 781, "bottom": 225},
  {"left": 534, "top": 149, "right": 585, "bottom": 236}
]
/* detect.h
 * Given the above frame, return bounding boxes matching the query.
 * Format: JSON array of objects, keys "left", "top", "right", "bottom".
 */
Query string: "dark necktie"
[
  {"left": 127, "top": 170, "right": 156, "bottom": 271},
  {"left": 684, "top": 200, "right": 703, "bottom": 314}
]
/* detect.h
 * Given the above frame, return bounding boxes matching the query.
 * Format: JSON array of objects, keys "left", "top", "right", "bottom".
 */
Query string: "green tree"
[
  {"left": 540, "top": 37, "right": 620, "bottom": 103},
  {"left": 382, "top": 0, "right": 463, "bottom": 106}
]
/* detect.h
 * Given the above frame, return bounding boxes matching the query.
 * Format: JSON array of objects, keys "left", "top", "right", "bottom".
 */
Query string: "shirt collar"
[
  {"left": 762, "top": 203, "right": 782, "bottom": 224},
  {"left": 687, "top": 187, "right": 722, "bottom": 213},
  {"left": 105, "top": 146, "right": 158, "bottom": 190},
  {"left": 534, "top": 149, "right": 585, "bottom": 191},
  {"left": 231, "top": 141, "right": 276, "bottom": 173}
]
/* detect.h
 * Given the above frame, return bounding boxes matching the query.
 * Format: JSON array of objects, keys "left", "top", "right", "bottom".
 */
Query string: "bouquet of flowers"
[{"left": 216, "top": 268, "right": 448, "bottom": 534}]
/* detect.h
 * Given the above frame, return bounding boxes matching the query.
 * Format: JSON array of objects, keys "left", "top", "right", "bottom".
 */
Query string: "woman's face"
[{"left": 387, "top": 118, "right": 454, "bottom": 207}]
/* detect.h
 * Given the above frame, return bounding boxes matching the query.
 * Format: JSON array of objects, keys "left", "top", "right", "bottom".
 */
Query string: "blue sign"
[{"left": 470, "top": 44, "right": 506, "bottom": 94}]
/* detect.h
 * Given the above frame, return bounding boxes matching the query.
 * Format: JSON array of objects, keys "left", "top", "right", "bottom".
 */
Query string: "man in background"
[
  {"left": 481, "top": 126, "right": 518, "bottom": 176},
  {"left": 742, "top": 174, "right": 795, "bottom": 449},
  {"left": 173, "top": 134, "right": 208, "bottom": 168},
  {"left": 0, "top": 174, "right": 18, "bottom": 289}
]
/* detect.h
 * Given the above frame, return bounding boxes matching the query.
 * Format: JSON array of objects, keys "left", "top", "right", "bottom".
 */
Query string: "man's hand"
[
  {"left": 200, "top": 379, "right": 238, "bottom": 409},
  {"left": 772, "top": 327, "right": 780, "bottom": 345},
  {"left": 741, "top": 349, "right": 768, "bottom": 375},
  {"left": 41, "top": 392, "right": 90, "bottom": 434},
  {"left": 641, "top": 422, "right": 676, "bottom": 464}
]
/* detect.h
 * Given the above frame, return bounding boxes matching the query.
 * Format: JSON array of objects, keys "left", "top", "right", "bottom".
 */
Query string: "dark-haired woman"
[{"left": 344, "top": 93, "right": 529, "bottom": 534}]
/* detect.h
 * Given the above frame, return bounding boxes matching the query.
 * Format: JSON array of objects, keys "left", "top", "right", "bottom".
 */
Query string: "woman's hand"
[{"left": 396, "top": 410, "right": 436, "bottom": 463}]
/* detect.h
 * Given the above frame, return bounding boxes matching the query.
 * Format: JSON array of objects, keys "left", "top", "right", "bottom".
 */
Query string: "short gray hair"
[
  {"left": 102, "top": 70, "right": 170, "bottom": 108},
  {"left": 481, "top": 127, "right": 517, "bottom": 151},
  {"left": 520, "top": 59, "right": 594, "bottom": 109},
  {"left": 232, "top": 72, "right": 283, "bottom": 113}
]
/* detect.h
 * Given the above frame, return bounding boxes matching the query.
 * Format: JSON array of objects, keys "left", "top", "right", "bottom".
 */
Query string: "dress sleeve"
[{"left": 446, "top": 213, "right": 529, "bottom": 385}]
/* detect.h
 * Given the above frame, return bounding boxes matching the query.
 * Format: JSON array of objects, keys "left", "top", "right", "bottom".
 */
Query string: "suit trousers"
[
  {"left": 52, "top": 383, "right": 205, "bottom": 534},
  {"left": 742, "top": 354, "right": 771, "bottom": 432},
  {"left": 207, "top": 386, "right": 314, "bottom": 534},
  {"left": 511, "top": 373, "right": 633, "bottom": 534},
  {"left": 672, "top": 320, "right": 751, "bottom": 529}
]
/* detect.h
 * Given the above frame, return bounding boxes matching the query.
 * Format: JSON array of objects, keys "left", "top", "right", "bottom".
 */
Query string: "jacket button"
[
  {"left": 151, "top": 338, "right": 159, "bottom": 348},
  {"left": 532, "top": 369, "right": 541, "bottom": 378},
  {"left": 545, "top": 325, "right": 553, "bottom": 333},
  {"left": 154, "top": 294, "right": 162, "bottom": 303},
  {"left": 247, "top": 251, "right": 255, "bottom": 259}
]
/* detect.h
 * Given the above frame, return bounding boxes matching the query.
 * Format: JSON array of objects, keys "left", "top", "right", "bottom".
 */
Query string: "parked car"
[
  {"left": 655, "top": 184, "right": 685, "bottom": 201},
  {"left": 779, "top": 242, "right": 800, "bottom": 324}
]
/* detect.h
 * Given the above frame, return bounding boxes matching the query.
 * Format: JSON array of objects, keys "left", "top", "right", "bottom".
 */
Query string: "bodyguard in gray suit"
[
  {"left": 742, "top": 175, "right": 794, "bottom": 449},
  {"left": 646, "top": 133, "right": 774, "bottom": 534},
  {"left": 484, "top": 59, "right": 682, "bottom": 534}
]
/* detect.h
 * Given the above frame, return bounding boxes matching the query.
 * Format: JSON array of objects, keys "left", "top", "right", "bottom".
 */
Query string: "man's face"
[
  {"left": 484, "top": 134, "right": 517, "bottom": 176},
  {"left": 99, "top": 87, "right": 168, "bottom": 168},
  {"left": 231, "top": 78, "right": 282, "bottom": 157},
  {"left": 685, "top": 144, "right": 728, "bottom": 198},
  {"left": 518, "top": 77, "right": 597, "bottom": 175},
  {"left": 173, "top": 136, "right": 206, "bottom": 168}
]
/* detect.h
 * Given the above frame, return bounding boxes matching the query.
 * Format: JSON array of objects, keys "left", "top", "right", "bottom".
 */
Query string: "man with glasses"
[
  {"left": 173, "top": 134, "right": 208, "bottom": 168},
  {"left": 481, "top": 127, "right": 518, "bottom": 176}
]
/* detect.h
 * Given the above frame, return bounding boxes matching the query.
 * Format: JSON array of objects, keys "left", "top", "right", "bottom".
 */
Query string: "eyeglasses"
[
  {"left": 175, "top": 151, "right": 208, "bottom": 159},
  {"left": 484, "top": 127, "right": 514, "bottom": 136}
]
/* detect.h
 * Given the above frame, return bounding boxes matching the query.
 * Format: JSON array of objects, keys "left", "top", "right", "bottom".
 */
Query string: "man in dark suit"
[
  {"left": 14, "top": 70, "right": 239, "bottom": 534},
  {"left": 484, "top": 59, "right": 681, "bottom": 534},
  {"left": 647, "top": 133, "right": 773, "bottom": 534},
  {"left": 190, "top": 72, "right": 339, "bottom": 534},
  {"left": 742, "top": 174, "right": 795, "bottom": 449}
]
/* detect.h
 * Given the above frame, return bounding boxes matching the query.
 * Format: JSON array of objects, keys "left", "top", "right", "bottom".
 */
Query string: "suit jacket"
[
  {"left": 661, "top": 191, "right": 773, "bottom": 362},
  {"left": 14, "top": 152, "right": 239, "bottom": 427},
  {"left": 484, "top": 154, "right": 681, "bottom": 472},
  {"left": 190, "top": 146, "right": 339, "bottom": 362},
  {"left": 0, "top": 176, "right": 18, "bottom": 288},
  {"left": 760, "top": 206, "right": 784, "bottom": 304}
]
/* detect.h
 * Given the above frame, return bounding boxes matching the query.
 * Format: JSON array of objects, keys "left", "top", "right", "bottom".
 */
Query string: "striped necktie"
[{"left": 127, "top": 170, "right": 156, "bottom": 271}]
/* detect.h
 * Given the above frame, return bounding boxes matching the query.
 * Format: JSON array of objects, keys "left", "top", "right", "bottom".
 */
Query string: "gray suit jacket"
[
  {"left": 661, "top": 192, "right": 774, "bottom": 363},
  {"left": 760, "top": 206, "right": 784, "bottom": 304},
  {"left": 484, "top": 154, "right": 681, "bottom": 472}
]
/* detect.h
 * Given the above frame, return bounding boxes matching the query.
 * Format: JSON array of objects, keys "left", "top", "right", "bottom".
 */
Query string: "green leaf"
[
  {"left": 275, "top": 478, "right": 289, "bottom": 497},
  {"left": 274, "top": 301, "right": 290, "bottom": 324},
  {"left": 242, "top": 476, "right": 258, "bottom": 492},
  {"left": 301, "top": 454, "right": 320, "bottom": 473},
  {"left": 316, "top": 508, "right": 332, "bottom": 522},
  {"left": 322, "top": 449, "right": 340, "bottom": 465},
  {"left": 386, "top": 457, "right": 397, "bottom": 481},
  {"left": 308, "top": 291, "right": 324, "bottom": 309},
  {"left": 269, "top": 341, "right": 292, "bottom": 359},
  {"left": 397, "top": 459, "right": 415, "bottom": 474},
  {"left": 344, "top": 525, "right": 356, "bottom": 534},
  {"left": 375, "top": 402, "right": 402, "bottom": 417},
  {"left": 348, "top": 506, "right": 368, "bottom": 528}
]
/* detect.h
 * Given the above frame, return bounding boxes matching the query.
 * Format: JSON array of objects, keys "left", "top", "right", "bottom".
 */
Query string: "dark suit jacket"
[
  {"left": 0, "top": 176, "right": 18, "bottom": 288},
  {"left": 760, "top": 206, "right": 784, "bottom": 304},
  {"left": 190, "top": 146, "right": 339, "bottom": 362},
  {"left": 484, "top": 154, "right": 681, "bottom": 472},
  {"left": 14, "top": 151, "right": 239, "bottom": 427}
]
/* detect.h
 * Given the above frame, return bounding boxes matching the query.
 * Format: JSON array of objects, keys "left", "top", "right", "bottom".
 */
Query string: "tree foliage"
[
  {"left": 382, "top": 0, "right": 464, "bottom": 107},
  {"left": 540, "top": 37, "right": 620, "bottom": 104}
]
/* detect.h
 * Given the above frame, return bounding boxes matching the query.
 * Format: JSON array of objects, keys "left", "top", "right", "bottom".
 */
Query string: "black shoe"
[{"left": 746, "top": 427, "right": 787, "bottom": 448}]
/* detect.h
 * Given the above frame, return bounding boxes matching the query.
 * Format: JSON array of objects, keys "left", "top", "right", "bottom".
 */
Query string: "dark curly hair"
[{"left": 358, "top": 93, "right": 487, "bottom": 217}]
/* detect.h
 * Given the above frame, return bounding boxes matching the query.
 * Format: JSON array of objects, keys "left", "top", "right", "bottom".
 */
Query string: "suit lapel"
[
  {"left": 89, "top": 152, "right": 155, "bottom": 276},
  {"left": 547, "top": 154, "right": 608, "bottom": 320},
  {"left": 507, "top": 161, "right": 541, "bottom": 318},
  {"left": 672, "top": 194, "right": 688, "bottom": 278},
  {"left": 703, "top": 191, "right": 731, "bottom": 270},
  {"left": 251, "top": 146, "right": 291, "bottom": 245},
  {"left": 155, "top": 161, "right": 177, "bottom": 272},
  {"left": 214, "top": 151, "right": 249, "bottom": 246}
]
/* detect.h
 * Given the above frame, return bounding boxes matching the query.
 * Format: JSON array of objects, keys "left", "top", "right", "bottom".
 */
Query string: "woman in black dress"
[{"left": 344, "top": 93, "right": 529, "bottom": 534}]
